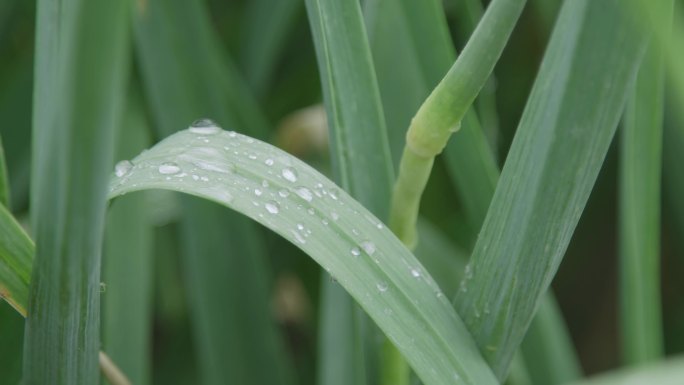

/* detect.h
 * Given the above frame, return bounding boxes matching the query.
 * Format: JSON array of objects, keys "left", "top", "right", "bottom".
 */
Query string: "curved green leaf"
[{"left": 108, "top": 127, "right": 498, "bottom": 385}]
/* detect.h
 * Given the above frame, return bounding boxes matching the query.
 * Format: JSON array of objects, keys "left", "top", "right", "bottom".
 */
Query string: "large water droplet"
[
  {"left": 360, "top": 241, "right": 376, "bottom": 256},
  {"left": 410, "top": 268, "right": 421, "bottom": 278},
  {"left": 265, "top": 201, "right": 280, "bottom": 214},
  {"left": 278, "top": 189, "right": 290, "bottom": 198},
  {"left": 114, "top": 160, "right": 132, "bottom": 177},
  {"left": 158, "top": 162, "right": 181, "bottom": 175},
  {"left": 282, "top": 167, "right": 298, "bottom": 182},
  {"left": 350, "top": 247, "right": 361, "bottom": 257},
  {"left": 254, "top": 188, "right": 263, "bottom": 197},
  {"left": 189, "top": 118, "right": 221, "bottom": 135},
  {"left": 376, "top": 282, "right": 388, "bottom": 292},
  {"left": 264, "top": 158, "right": 274, "bottom": 166},
  {"left": 295, "top": 187, "right": 313, "bottom": 202},
  {"left": 329, "top": 188, "right": 339, "bottom": 201}
]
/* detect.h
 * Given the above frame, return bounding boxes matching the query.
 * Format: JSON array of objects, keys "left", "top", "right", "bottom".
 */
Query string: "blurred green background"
[{"left": 0, "top": 0, "right": 682, "bottom": 384}]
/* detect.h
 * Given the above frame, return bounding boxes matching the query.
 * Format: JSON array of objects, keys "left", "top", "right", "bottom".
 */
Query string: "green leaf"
[
  {"left": 0, "top": 203, "right": 32, "bottom": 316},
  {"left": 454, "top": 0, "right": 647, "bottom": 378},
  {"left": 108, "top": 127, "right": 498, "bottom": 385},
  {"left": 239, "top": 0, "right": 302, "bottom": 96},
  {"left": 24, "top": 0, "right": 130, "bottom": 383},
  {"left": 304, "top": 0, "right": 395, "bottom": 383},
  {"left": 618, "top": 0, "right": 673, "bottom": 365}
]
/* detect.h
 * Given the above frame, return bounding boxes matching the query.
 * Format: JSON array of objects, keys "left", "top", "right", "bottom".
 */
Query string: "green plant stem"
[
  {"left": 619, "top": 0, "right": 673, "bottom": 365},
  {"left": 404, "top": 0, "right": 525, "bottom": 158},
  {"left": 389, "top": 148, "right": 433, "bottom": 249},
  {"left": 389, "top": 0, "right": 525, "bottom": 247}
]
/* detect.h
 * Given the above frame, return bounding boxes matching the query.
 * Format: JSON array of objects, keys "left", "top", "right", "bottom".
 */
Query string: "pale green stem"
[
  {"left": 384, "top": 1, "right": 527, "bottom": 384},
  {"left": 619, "top": 0, "right": 673, "bottom": 365}
]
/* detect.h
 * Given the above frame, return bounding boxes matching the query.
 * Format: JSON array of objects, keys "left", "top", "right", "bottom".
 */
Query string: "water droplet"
[
  {"left": 464, "top": 263, "right": 473, "bottom": 279},
  {"left": 296, "top": 223, "right": 305, "bottom": 231},
  {"left": 189, "top": 118, "right": 221, "bottom": 134},
  {"left": 158, "top": 162, "right": 181, "bottom": 175},
  {"left": 264, "top": 158, "right": 274, "bottom": 166},
  {"left": 307, "top": 208, "right": 315, "bottom": 215},
  {"left": 99, "top": 282, "right": 107, "bottom": 293},
  {"left": 227, "top": 131, "right": 237, "bottom": 138},
  {"left": 410, "top": 268, "right": 421, "bottom": 278},
  {"left": 282, "top": 167, "right": 298, "bottom": 182},
  {"left": 376, "top": 282, "right": 388, "bottom": 292},
  {"left": 329, "top": 188, "right": 339, "bottom": 200},
  {"left": 265, "top": 201, "right": 280, "bottom": 214},
  {"left": 114, "top": 160, "right": 132, "bottom": 177},
  {"left": 193, "top": 160, "right": 234, "bottom": 174},
  {"left": 377, "top": 223, "right": 384, "bottom": 229},
  {"left": 254, "top": 188, "right": 263, "bottom": 196},
  {"left": 248, "top": 153, "right": 257, "bottom": 160},
  {"left": 278, "top": 189, "right": 290, "bottom": 198},
  {"left": 360, "top": 241, "right": 376, "bottom": 255},
  {"left": 291, "top": 230, "right": 306, "bottom": 244},
  {"left": 350, "top": 247, "right": 361, "bottom": 256},
  {"left": 331, "top": 211, "right": 340, "bottom": 221},
  {"left": 295, "top": 187, "right": 313, "bottom": 202}
]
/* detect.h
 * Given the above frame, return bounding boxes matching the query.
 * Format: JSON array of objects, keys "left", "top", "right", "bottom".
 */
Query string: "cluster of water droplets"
[{"left": 110, "top": 118, "right": 449, "bottom": 306}]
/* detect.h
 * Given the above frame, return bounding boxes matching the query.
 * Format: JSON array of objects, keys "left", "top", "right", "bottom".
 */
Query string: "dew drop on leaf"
[
  {"left": 295, "top": 187, "right": 313, "bottom": 202},
  {"left": 158, "top": 162, "right": 181, "bottom": 175},
  {"left": 360, "top": 241, "right": 376, "bottom": 256},
  {"left": 376, "top": 282, "right": 388, "bottom": 292},
  {"left": 282, "top": 167, "right": 298, "bottom": 182},
  {"left": 265, "top": 201, "right": 280, "bottom": 214},
  {"left": 189, "top": 118, "right": 221, "bottom": 135},
  {"left": 114, "top": 160, "right": 132, "bottom": 177}
]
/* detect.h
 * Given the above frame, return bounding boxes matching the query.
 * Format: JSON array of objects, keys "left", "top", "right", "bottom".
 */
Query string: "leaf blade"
[
  {"left": 108, "top": 128, "right": 499, "bottom": 385},
  {"left": 454, "top": 0, "right": 647, "bottom": 377}
]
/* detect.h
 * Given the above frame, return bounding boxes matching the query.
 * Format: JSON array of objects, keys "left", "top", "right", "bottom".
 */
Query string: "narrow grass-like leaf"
[
  {"left": 304, "top": 0, "right": 395, "bottom": 383},
  {"left": 619, "top": 0, "right": 671, "bottom": 363},
  {"left": 454, "top": 0, "right": 646, "bottom": 378},
  {"left": 108, "top": 128, "right": 499, "bottom": 385},
  {"left": 304, "top": 0, "right": 394, "bottom": 217},
  {"left": 24, "top": 0, "right": 130, "bottom": 383},
  {"left": 0, "top": 203, "right": 32, "bottom": 315},
  {"left": 563, "top": 356, "right": 684, "bottom": 385},
  {"left": 240, "top": 0, "right": 302, "bottom": 96},
  {"left": 102, "top": 97, "right": 154, "bottom": 385},
  {"left": 134, "top": 2, "right": 295, "bottom": 384}
]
